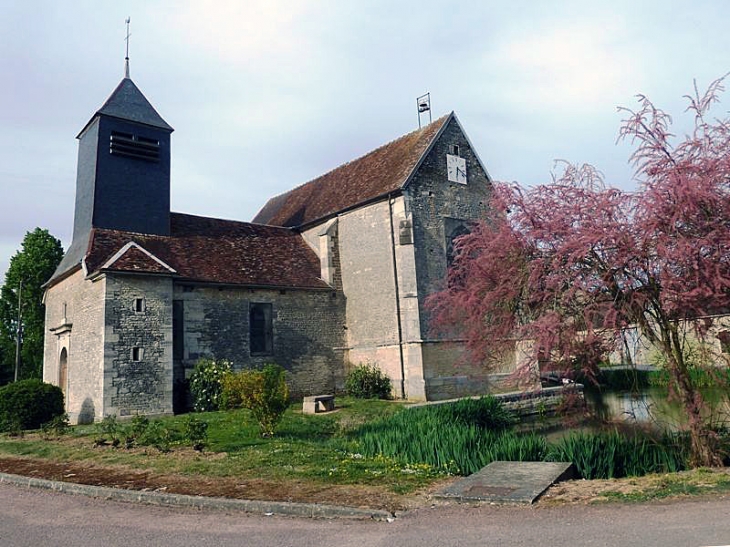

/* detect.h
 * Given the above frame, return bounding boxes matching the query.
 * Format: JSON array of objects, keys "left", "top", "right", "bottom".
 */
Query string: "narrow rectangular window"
[
  {"left": 249, "top": 303, "right": 273, "bottom": 355},
  {"left": 132, "top": 347, "right": 144, "bottom": 361},
  {"left": 134, "top": 298, "right": 145, "bottom": 313},
  {"left": 173, "top": 300, "right": 184, "bottom": 360},
  {"left": 449, "top": 144, "right": 460, "bottom": 156}
]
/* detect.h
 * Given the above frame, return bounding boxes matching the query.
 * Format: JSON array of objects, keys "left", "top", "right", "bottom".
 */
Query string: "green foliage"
[
  {"left": 0, "top": 379, "right": 64, "bottom": 432},
  {"left": 350, "top": 397, "right": 535, "bottom": 475},
  {"left": 92, "top": 413, "right": 208, "bottom": 453},
  {"left": 547, "top": 430, "right": 688, "bottom": 480},
  {"left": 96, "top": 414, "right": 121, "bottom": 447},
  {"left": 222, "top": 364, "right": 289, "bottom": 437},
  {"left": 0, "top": 228, "right": 64, "bottom": 381},
  {"left": 345, "top": 363, "right": 392, "bottom": 399},
  {"left": 140, "top": 420, "right": 174, "bottom": 453},
  {"left": 649, "top": 339, "right": 714, "bottom": 372},
  {"left": 40, "top": 413, "right": 70, "bottom": 439},
  {"left": 647, "top": 368, "right": 730, "bottom": 389},
  {"left": 189, "top": 358, "right": 231, "bottom": 412},
  {"left": 185, "top": 416, "right": 209, "bottom": 451}
]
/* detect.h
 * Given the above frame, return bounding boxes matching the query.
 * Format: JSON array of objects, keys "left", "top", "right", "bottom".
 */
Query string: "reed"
[
  {"left": 547, "top": 430, "right": 688, "bottom": 479},
  {"left": 351, "top": 397, "right": 545, "bottom": 475}
]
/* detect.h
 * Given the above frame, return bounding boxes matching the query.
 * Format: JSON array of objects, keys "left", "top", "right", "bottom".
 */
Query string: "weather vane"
[{"left": 124, "top": 17, "right": 131, "bottom": 78}]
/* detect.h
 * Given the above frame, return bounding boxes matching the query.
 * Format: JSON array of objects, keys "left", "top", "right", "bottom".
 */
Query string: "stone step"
[{"left": 433, "top": 461, "right": 574, "bottom": 504}]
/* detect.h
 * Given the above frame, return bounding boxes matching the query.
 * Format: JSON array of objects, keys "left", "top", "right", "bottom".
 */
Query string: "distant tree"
[
  {"left": 428, "top": 77, "right": 730, "bottom": 467},
  {"left": 0, "top": 228, "right": 64, "bottom": 382}
]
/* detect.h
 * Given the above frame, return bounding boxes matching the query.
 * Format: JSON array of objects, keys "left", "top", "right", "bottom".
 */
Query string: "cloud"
[{"left": 490, "top": 20, "right": 640, "bottom": 113}]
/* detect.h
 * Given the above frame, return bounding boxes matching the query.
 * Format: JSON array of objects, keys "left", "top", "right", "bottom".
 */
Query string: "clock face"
[{"left": 447, "top": 154, "right": 467, "bottom": 184}]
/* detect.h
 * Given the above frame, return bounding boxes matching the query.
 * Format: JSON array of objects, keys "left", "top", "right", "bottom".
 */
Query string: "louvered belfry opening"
[{"left": 110, "top": 130, "right": 160, "bottom": 161}]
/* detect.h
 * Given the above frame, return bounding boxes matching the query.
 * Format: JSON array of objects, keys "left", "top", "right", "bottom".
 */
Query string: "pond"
[{"left": 532, "top": 386, "right": 730, "bottom": 442}]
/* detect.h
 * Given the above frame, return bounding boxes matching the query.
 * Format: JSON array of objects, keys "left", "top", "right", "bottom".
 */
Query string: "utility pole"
[{"left": 14, "top": 280, "right": 22, "bottom": 382}]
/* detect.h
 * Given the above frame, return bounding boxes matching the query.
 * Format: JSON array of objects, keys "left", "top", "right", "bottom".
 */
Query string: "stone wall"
[
  {"left": 610, "top": 316, "right": 730, "bottom": 367},
  {"left": 173, "top": 285, "right": 346, "bottom": 398},
  {"left": 43, "top": 269, "right": 106, "bottom": 424},
  {"left": 103, "top": 275, "right": 174, "bottom": 418},
  {"left": 406, "top": 116, "right": 493, "bottom": 337}
]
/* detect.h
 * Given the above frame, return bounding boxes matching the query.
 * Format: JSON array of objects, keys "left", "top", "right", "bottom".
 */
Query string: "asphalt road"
[{"left": 1, "top": 483, "right": 729, "bottom": 547}]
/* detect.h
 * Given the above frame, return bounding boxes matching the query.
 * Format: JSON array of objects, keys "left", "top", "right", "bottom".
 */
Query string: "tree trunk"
[{"left": 667, "top": 364, "right": 723, "bottom": 467}]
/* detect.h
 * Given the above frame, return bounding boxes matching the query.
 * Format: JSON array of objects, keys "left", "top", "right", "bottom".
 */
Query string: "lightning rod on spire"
[{"left": 124, "top": 17, "right": 131, "bottom": 78}]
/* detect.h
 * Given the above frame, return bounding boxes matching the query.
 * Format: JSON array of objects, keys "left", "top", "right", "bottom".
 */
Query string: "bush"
[
  {"left": 345, "top": 363, "right": 392, "bottom": 399},
  {"left": 40, "top": 413, "right": 70, "bottom": 439},
  {"left": 222, "top": 364, "right": 289, "bottom": 437},
  {"left": 0, "top": 379, "right": 64, "bottom": 432},
  {"left": 189, "top": 358, "right": 231, "bottom": 412},
  {"left": 184, "top": 416, "right": 209, "bottom": 451}
]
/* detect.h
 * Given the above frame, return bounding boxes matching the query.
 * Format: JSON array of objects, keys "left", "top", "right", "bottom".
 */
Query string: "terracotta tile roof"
[
  {"left": 102, "top": 243, "right": 176, "bottom": 274},
  {"left": 84, "top": 213, "right": 329, "bottom": 289},
  {"left": 253, "top": 114, "right": 452, "bottom": 227}
]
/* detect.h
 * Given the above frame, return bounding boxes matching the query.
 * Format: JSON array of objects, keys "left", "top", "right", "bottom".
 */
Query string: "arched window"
[{"left": 59, "top": 348, "right": 68, "bottom": 399}]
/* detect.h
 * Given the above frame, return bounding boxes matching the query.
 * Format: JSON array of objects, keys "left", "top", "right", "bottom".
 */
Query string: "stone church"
[{"left": 43, "top": 68, "right": 496, "bottom": 424}]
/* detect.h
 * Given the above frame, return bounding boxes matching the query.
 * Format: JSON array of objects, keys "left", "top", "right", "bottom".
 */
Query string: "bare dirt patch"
[
  {"left": 0, "top": 455, "right": 445, "bottom": 512},
  {"left": 540, "top": 467, "right": 730, "bottom": 505}
]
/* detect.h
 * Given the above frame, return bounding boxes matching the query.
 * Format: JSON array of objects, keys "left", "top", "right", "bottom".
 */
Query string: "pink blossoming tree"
[{"left": 429, "top": 77, "right": 730, "bottom": 466}]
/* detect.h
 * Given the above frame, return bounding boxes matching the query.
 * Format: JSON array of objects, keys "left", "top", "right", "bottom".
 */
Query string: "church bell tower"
[{"left": 71, "top": 71, "right": 174, "bottom": 242}]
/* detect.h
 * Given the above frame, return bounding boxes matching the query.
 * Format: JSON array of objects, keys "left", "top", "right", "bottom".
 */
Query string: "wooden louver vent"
[{"left": 110, "top": 131, "right": 160, "bottom": 161}]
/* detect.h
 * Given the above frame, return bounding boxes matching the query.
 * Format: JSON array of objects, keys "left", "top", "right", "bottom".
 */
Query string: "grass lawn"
[
  {"left": 0, "top": 397, "right": 449, "bottom": 502},
  {"left": 1, "top": 396, "right": 728, "bottom": 509}
]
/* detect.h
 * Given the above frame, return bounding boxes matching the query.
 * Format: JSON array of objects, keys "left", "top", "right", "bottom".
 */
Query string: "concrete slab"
[{"left": 434, "top": 461, "right": 574, "bottom": 504}]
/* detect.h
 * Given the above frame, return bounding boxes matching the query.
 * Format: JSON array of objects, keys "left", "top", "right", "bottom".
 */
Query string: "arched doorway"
[{"left": 59, "top": 348, "right": 68, "bottom": 401}]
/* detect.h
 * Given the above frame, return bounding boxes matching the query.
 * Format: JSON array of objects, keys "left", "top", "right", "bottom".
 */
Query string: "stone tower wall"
[{"left": 43, "top": 269, "right": 106, "bottom": 424}]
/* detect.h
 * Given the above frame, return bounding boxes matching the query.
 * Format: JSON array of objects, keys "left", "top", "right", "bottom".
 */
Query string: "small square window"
[
  {"left": 134, "top": 298, "right": 145, "bottom": 313},
  {"left": 449, "top": 144, "right": 460, "bottom": 156},
  {"left": 132, "top": 347, "right": 144, "bottom": 361}
]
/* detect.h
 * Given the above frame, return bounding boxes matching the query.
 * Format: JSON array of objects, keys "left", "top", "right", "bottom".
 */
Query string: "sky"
[{"left": 1, "top": 0, "right": 729, "bottom": 280}]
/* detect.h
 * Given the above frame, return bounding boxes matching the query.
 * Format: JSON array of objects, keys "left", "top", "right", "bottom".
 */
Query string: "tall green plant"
[
  {"left": 547, "top": 430, "right": 687, "bottom": 479},
  {"left": 222, "top": 364, "right": 289, "bottom": 437},
  {"left": 189, "top": 358, "right": 231, "bottom": 412},
  {"left": 350, "top": 397, "right": 535, "bottom": 475},
  {"left": 345, "top": 363, "right": 392, "bottom": 399}
]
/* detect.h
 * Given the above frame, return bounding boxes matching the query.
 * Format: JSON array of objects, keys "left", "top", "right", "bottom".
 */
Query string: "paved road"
[{"left": 1, "top": 483, "right": 729, "bottom": 547}]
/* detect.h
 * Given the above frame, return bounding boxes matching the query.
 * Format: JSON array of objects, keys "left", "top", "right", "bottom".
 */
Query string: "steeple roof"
[{"left": 77, "top": 77, "right": 173, "bottom": 137}]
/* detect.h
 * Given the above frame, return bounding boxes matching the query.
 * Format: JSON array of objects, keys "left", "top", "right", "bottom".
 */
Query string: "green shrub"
[
  {"left": 221, "top": 369, "right": 257, "bottom": 410},
  {"left": 40, "top": 413, "right": 70, "bottom": 439},
  {"left": 345, "top": 363, "right": 392, "bottom": 399},
  {"left": 184, "top": 416, "right": 209, "bottom": 451},
  {"left": 95, "top": 414, "right": 121, "bottom": 447},
  {"left": 0, "top": 379, "right": 64, "bottom": 432},
  {"left": 222, "top": 364, "right": 289, "bottom": 437},
  {"left": 139, "top": 420, "right": 174, "bottom": 453},
  {"left": 189, "top": 358, "right": 232, "bottom": 412}
]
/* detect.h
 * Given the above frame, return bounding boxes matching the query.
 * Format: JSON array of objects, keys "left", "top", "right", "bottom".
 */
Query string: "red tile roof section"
[
  {"left": 104, "top": 244, "right": 174, "bottom": 274},
  {"left": 253, "top": 114, "right": 451, "bottom": 227},
  {"left": 85, "top": 213, "right": 329, "bottom": 289}
]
